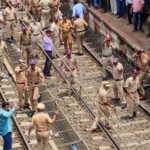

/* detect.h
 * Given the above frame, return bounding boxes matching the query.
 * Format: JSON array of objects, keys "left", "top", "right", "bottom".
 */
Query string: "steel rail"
[
  {"left": 0, "top": 88, "right": 31, "bottom": 150},
  {"left": 4, "top": 1, "right": 129, "bottom": 149}
]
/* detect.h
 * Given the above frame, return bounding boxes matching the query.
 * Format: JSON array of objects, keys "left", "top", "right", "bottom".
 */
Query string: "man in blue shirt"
[
  {"left": 0, "top": 102, "right": 16, "bottom": 150},
  {"left": 72, "top": 0, "right": 86, "bottom": 19},
  {"left": 43, "top": 30, "right": 53, "bottom": 76}
]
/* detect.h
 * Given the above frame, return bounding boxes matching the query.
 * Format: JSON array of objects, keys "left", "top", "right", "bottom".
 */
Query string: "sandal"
[{"left": 20, "top": 106, "right": 24, "bottom": 111}]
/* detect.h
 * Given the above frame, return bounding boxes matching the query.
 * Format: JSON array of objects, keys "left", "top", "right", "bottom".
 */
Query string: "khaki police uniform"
[
  {"left": 101, "top": 43, "right": 113, "bottom": 78},
  {"left": 0, "top": 12, "right": 5, "bottom": 38},
  {"left": 61, "top": 54, "right": 77, "bottom": 95},
  {"left": 15, "top": 63, "right": 28, "bottom": 107},
  {"left": 40, "top": 0, "right": 51, "bottom": 29},
  {"left": 20, "top": 31, "right": 31, "bottom": 64},
  {"left": 26, "top": 66, "right": 43, "bottom": 111},
  {"left": 58, "top": 19, "right": 72, "bottom": 51},
  {"left": 125, "top": 76, "right": 140, "bottom": 116},
  {"left": 22, "top": 16, "right": 32, "bottom": 28},
  {"left": 29, "top": 0, "right": 41, "bottom": 21},
  {"left": 3, "top": 6, "right": 16, "bottom": 38},
  {"left": 54, "top": 10, "right": 62, "bottom": 21},
  {"left": 73, "top": 18, "right": 87, "bottom": 54},
  {"left": 50, "top": 22, "right": 60, "bottom": 56},
  {"left": 0, "top": 40, "right": 7, "bottom": 76},
  {"left": 24, "top": 0, "right": 30, "bottom": 10},
  {"left": 90, "top": 85, "right": 110, "bottom": 129},
  {"left": 30, "top": 22, "right": 43, "bottom": 57},
  {"left": 31, "top": 103, "right": 52, "bottom": 150},
  {"left": 112, "top": 62, "right": 126, "bottom": 104},
  {"left": 138, "top": 54, "right": 148, "bottom": 95},
  {"left": 50, "top": 0, "right": 60, "bottom": 20}
]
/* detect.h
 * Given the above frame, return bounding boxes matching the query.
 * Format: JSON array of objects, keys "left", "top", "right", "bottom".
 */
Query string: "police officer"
[
  {"left": 20, "top": 26, "right": 31, "bottom": 65},
  {"left": 132, "top": 49, "right": 149, "bottom": 99},
  {"left": 101, "top": 34, "right": 116, "bottom": 80},
  {"left": 53, "top": 5, "right": 62, "bottom": 21},
  {"left": 50, "top": 0, "right": 60, "bottom": 21},
  {"left": 39, "top": 0, "right": 51, "bottom": 30},
  {"left": 3, "top": 1, "right": 18, "bottom": 42},
  {"left": 0, "top": 11, "right": 5, "bottom": 38},
  {"left": 108, "top": 58, "right": 127, "bottom": 109},
  {"left": 58, "top": 14, "right": 73, "bottom": 53},
  {"left": 90, "top": 81, "right": 113, "bottom": 131},
  {"left": 0, "top": 36, "right": 10, "bottom": 77},
  {"left": 26, "top": 103, "right": 58, "bottom": 150},
  {"left": 30, "top": 16, "right": 43, "bottom": 58},
  {"left": 50, "top": 17, "right": 60, "bottom": 55},
  {"left": 125, "top": 69, "right": 140, "bottom": 119},
  {"left": 25, "top": 60, "right": 45, "bottom": 115},
  {"left": 61, "top": 49, "right": 79, "bottom": 96},
  {"left": 22, "top": 12, "right": 33, "bottom": 28},
  {"left": 72, "top": 14, "right": 88, "bottom": 55},
  {"left": 14, "top": 59, "right": 29, "bottom": 111},
  {"left": 29, "top": 0, "right": 41, "bottom": 21}
]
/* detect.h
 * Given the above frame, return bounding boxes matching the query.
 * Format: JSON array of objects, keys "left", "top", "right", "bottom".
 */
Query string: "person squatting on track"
[{"left": 0, "top": 102, "right": 17, "bottom": 150}]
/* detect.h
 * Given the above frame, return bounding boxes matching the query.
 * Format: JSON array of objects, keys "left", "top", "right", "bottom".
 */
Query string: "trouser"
[
  {"left": 16, "top": 83, "right": 28, "bottom": 106},
  {"left": 31, "top": 7, "right": 41, "bottom": 22},
  {"left": 0, "top": 56, "right": 3, "bottom": 76},
  {"left": 36, "top": 131, "right": 50, "bottom": 150},
  {"left": 148, "top": 21, "right": 150, "bottom": 35},
  {"left": 117, "top": 0, "right": 125, "bottom": 16},
  {"left": 50, "top": 9, "right": 54, "bottom": 21},
  {"left": 133, "top": 12, "right": 143, "bottom": 31},
  {"left": 22, "top": 45, "right": 31, "bottom": 65},
  {"left": 127, "top": 4, "right": 132, "bottom": 23},
  {"left": 31, "top": 34, "right": 43, "bottom": 57},
  {"left": 53, "top": 36, "right": 60, "bottom": 56},
  {"left": 110, "top": 0, "right": 117, "bottom": 14},
  {"left": 87, "top": 0, "right": 94, "bottom": 6},
  {"left": 41, "top": 9, "right": 50, "bottom": 29},
  {"left": 75, "top": 31, "right": 85, "bottom": 54},
  {"left": 94, "top": 0, "right": 101, "bottom": 7},
  {"left": 65, "top": 70, "right": 76, "bottom": 95},
  {"left": 62, "top": 32, "right": 72, "bottom": 51},
  {"left": 128, "top": 92, "right": 139, "bottom": 116},
  {"left": 29, "top": 83, "right": 39, "bottom": 111},
  {"left": 101, "top": 55, "right": 113, "bottom": 77},
  {"left": 2, "top": 132, "right": 12, "bottom": 150},
  {"left": 112, "top": 80, "right": 126, "bottom": 104},
  {"left": 138, "top": 71, "right": 147, "bottom": 95},
  {"left": 91, "top": 105, "right": 109, "bottom": 129},
  {"left": 101, "top": 0, "right": 107, "bottom": 11},
  {"left": 44, "top": 51, "right": 52, "bottom": 75},
  {"left": 0, "top": 28, "right": 4, "bottom": 38},
  {"left": 6, "top": 20, "right": 15, "bottom": 38}
]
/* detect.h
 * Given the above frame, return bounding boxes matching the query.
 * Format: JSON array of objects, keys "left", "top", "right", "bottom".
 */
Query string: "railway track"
[{"left": 1, "top": 1, "right": 150, "bottom": 150}]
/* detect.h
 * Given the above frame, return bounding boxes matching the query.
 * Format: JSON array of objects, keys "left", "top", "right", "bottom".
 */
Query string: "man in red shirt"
[{"left": 130, "top": 0, "right": 144, "bottom": 33}]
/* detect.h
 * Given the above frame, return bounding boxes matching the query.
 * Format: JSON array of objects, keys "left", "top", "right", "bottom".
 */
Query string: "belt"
[
  {"left": 32, "top": 6, "right": 38, "bottom": 8},
  {"left": 17, "top": 82, "right": 25, "bottom": 84},
  {"left": 100, "top": 103, "right": 106, "bottom": 106},
  {"left": 141, "top": 69, "right": 148, "bottom": 73},
  {"left": 30, "top": 82, "right": 39, "bottom": 84},
  {"left": 102, "top": 54, "right": 112, "bottom": 57},
  {"left": 76, "top": 30, "right": 85, "bottom": 33},
  {"left": 65, "top": 69, "right": 75, "bottom": 72},
  {"left": 130, "top": 91, "right": 137, "bottom": 94},
  {"left": 37, "top": 129, "right": 48, "bottom": 132},
  {"left": 114, "top": 79, "right": 123, "bottom": 81},
  {"left": 7, "top": 19, "right": 15, "bottom": 21},
  {"left": 33, "top": 33, "right": 40, "bottom": 36},
  {"left": 42, "top": 8, "right": 50, "bottom": 10},
  {"left": 22, "top": 43, "right": 30, "bottom": 46}
]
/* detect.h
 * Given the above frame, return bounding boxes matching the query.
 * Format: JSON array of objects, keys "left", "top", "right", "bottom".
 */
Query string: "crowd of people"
[{"left": 0, "top": 0, "right": 149, "bottom": 149}]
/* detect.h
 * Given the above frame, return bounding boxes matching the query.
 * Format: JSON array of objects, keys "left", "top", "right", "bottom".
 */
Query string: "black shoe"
[
  {"left": 11, "top": 36, "right": 14, "bottom": 40},
  {"left": 38, "top": 94, "right": 41, "bottom": 103},
  {"left": 127, "top": 22, "right": 132, "bottom": 25},
  {"left": 121, "top": 103, "right": 127, "bottom": 109},
  {"left": 7, "top": 38, "right": 11, "bottom": 42},
  {"left": 28, "top": 110, "right": 35, "bottom": 117},
  {"left": 23, "top": 103, "right": 30, "bottom": 110},
  {"left": 128, "top": 116, "right": 134, "bottom": 120},
  {"left": 45, "top": 73, "right": 52, "bottom": 77},
  {"left": 102, "top": 77, "right": 107, "bottom": 80},
  {"left": 133, "top": 111, "right": 137, "bottom": 118}
]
